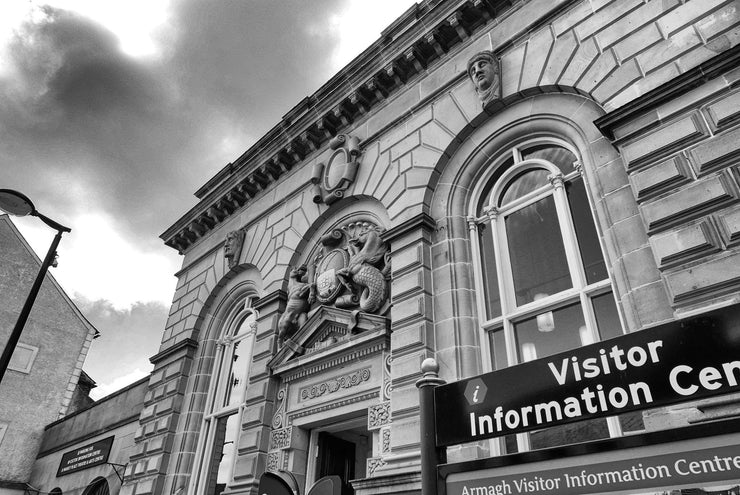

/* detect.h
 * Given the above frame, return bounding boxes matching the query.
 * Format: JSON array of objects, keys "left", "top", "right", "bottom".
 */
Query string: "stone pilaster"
[
  {"left": 376, "top": 213, "right": 436, "bottom": 475},
  {"left": 122, "top": 339, "right": 198, "bottom": 495}
]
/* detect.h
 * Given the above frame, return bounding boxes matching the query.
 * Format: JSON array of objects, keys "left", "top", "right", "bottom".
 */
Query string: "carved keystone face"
[
  {"left": 469, "top": 58, "right": 496, "bottom": 92},
  {"left": 464, "top": 378, "right": 488, "bottom": 406}
]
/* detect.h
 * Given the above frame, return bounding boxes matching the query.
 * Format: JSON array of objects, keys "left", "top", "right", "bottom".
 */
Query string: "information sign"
[
  {"left": 57, "top": 436, "right": 114, "bottom": 477},
  {"left": 447, "top": 443, "right": 740, "bottom": 495},
  {"left": 435, "top": 310, "right": 740, "bottom": 446}
]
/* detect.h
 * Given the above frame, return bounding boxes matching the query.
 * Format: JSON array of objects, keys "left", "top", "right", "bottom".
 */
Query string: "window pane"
[
  {"left": 513, "top": 303, "right": 586, "bottom": 361},
  {"left": 521, "top": 144, "right": 577, "bottom": 175},
  {"left": 479, "top": 223, "right": 501, "bottom": 319},
  {"left": 506, "top": 195, "right": 572, "bottom": 306},
  {"left": 233, "top": 312, "right": 255, "bottom": 337},
  {"left": 566, "top": 178, "right": 608, "bottom": 284},
  {"left": 205, "top": 414, "right": 239, "bottom": 495},
  {"left": 499, "top": 169, "right": 550, "bottom": 205},
  {"left": 477, "top": 155, "right": 515, "bottom": 216},
  {"left": 593, "top": 291, "right": 623, "bottom": 341},
  {"left": 490, "top": 328, "right": 507, "bottom": 370},
  {"left": 223, "top": 338, "right": 251, "bottom": 407}
]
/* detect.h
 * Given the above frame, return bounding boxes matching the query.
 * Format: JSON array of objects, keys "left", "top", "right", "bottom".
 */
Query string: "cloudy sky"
[{"left": 1, "top": 0, "right": 416, "bottom": 399}]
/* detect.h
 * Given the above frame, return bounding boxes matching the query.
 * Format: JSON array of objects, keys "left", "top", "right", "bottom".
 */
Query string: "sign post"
[{"left": 416, "top": 358, "right": 447, "bottom": 495}]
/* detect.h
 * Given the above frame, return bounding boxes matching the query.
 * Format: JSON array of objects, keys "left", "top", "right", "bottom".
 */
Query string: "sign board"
[
  {"left": 57, "top": 436, "right": 114, "bottom": 477},
  {"left": 435, "top": 310, "right": 740, "bottom": 446},
  {"left": 445, "top": 429, "right": 740, "bottom": 495}
]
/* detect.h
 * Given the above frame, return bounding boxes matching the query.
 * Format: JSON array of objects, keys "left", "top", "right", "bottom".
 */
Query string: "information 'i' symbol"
[{"left": 473, "top": 385, "right": 480, "bottom": 403}]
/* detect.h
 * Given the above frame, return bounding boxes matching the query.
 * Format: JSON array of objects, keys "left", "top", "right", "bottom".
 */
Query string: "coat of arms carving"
[
  {"left": 311, "top": 134, "right": 361, "bottom": 205},
  {"left": 276, "top": 221, "right": 391, "bottom": 347}
]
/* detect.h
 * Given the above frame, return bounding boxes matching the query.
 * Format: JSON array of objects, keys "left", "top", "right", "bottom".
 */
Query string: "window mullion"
[
  {"left": 550, "top": 174, "right": 587, "bottom": 289},
  {"left": 469, "top": 217, "right": 494, "bottom": 372}
]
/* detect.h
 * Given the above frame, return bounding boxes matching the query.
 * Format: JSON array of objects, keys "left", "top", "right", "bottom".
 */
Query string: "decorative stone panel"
[
  {"left": 367, "top": 457, "right": 387, "bottom": 476},
  {"left": 266, "top": 451, "right": 282, "bottom": 473},
  {"left": 270, "top": 426, "right": 292, "bottom": 450},
  {"left": 380, "top": 426, "right": 391, "bottom": 454},
  {"left": 368, "top": 401, "right": 391, "bottom": 430}
]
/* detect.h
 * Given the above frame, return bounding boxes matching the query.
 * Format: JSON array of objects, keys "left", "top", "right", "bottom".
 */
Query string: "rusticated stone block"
[
  {"left": 640, "top": 170, "right": 740, "bottom": 232},
  {"left": 687, "top": 126, "right": 740, "bottom": 176},
  {"left": 717, "top": 204, "right": 740, "bottom": 247},
  {"left": 621, "top": 113, "right": 707, "bottom": 170},
  {"left": 705, "top": 90, "right": 740, "bottom": 129},
  {"left": 664, "top": 251, "right": 740, "bottom": 305},
  {"left": 649, "top": 219, "right": 722, "bottom": 268},
  {"left": 630, "top": 155, "right": 691, "bottom": 201}
]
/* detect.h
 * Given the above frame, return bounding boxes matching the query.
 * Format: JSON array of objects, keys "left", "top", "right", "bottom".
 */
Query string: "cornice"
[
  {"left": 149, "top": 337, "right": 199, "bottom": 365},
  {"left": 253, "top": 289, "right": 287, "bottom": 311},
  {"left": 160, "top": 0, "right": 516, "bottom": 254},
  {"left": 382, "top": 212, "right": 437, "bottom": 243},
  {"left": 595, "top": 45, "right": 740, "bottom": 141}
]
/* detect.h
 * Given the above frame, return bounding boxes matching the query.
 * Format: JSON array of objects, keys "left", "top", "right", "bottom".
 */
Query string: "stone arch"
[
  {"left": 427, "top": 92, "right": 660, "bottom": 382},
  {"left": 164, "top": 266, "right": 263, "bottom": 493}
]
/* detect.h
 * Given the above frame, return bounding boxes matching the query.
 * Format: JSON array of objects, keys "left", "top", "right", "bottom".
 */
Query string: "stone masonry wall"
[{"left": 127, "top": 0, "right": 740, "bottom": 494}]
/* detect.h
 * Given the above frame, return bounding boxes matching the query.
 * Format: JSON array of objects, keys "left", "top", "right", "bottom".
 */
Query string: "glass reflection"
[
  {"left": 506, "top": 196, "right": 572, "bottom": 306},
  {"left": 499, "top": 168, "right": 550, "bottom": 205},
  {"left": 514, "top": 303, "right": 586, "bottom": 361}
]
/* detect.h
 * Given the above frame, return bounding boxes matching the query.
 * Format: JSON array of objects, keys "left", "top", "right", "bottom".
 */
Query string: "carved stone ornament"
[
  {"left": 311, "top": 134, "right": 361, "bottom": 205},
  {"left": 368, "top": 401, "right": 391, "bottom": 430},
  {"left": 299, "top": 368, "right": 371, "bottom": 401},
  {"left": 223, "top": 229, "right": 245, "bottom": 269},
  {"left": 277, "top": 264, "right": 314, "bottom": 345},
  {"left": 276, "top": 221, "right": 391, "bottom": 350},
  {"left": 313, "top": 221, "right": 390, "bottom": 313},
  {"left": 467, "top": 50, "right": 501, "bottom": 107}
]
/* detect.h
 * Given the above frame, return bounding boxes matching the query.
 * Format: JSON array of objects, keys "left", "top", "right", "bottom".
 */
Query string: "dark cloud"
[
  {"left": 0, "top": 0, "right": 343, "bottom": 249},
  {"left": 76, "top": 297, "right": 168, "bottom": 385}
]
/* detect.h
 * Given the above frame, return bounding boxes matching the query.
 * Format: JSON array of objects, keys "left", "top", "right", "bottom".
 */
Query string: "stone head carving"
[
  {"left": 223, "top": 230, "right": 245, "bottom": 269},
  {"left": 467, "top": 50, "right": 500, "bottom": 106}
]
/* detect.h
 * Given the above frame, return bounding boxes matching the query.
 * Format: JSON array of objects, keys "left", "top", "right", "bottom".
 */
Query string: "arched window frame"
[
  {"left": 469, "top": 137, "right": 627, "bottom": 452},
  {"left": 191, "top": 298, "right": 259, "bottom": 495}
]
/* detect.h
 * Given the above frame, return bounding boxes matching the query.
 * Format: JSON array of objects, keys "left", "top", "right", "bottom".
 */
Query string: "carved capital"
[{"left": 548, "top": 173, "right": 565, "bottom": 189}]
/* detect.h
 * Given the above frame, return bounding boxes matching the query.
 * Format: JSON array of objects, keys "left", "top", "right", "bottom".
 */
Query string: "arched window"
[
  {"left": 81, "top": 478, "right": 109, "bottom": 495},
  {"left": 192, "top": 301, "right": 258, "bottom": 495},
  {"left": 471, "top": 138, "right": 639, "bottom": 452}
]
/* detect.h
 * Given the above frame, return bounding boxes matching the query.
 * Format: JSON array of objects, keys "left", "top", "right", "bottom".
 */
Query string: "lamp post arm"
[
  {"left": 33, "top": 211, "right": 71, "bottom": 233},
  {"left": 0, "top": 228, "right": 67, "bottom": 384}
]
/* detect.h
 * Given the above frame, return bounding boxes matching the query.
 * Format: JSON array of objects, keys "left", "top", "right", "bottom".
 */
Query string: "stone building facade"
[
  {"left": 30, "top": 377, "right": 148, "bottom": 495},
  {"left": 121, "top": 1, "right": 740, "bottom": 495},
  {"left": 0, "top": 215, "right": 98, "bottom": 495}
]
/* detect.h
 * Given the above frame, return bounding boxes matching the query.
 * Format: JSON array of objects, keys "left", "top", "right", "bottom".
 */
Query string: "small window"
[{"left": 8, "top": 343, "right": 38, "bottom": 374}]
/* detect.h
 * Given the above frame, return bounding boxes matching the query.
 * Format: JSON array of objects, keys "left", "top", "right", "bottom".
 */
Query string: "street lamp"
[{"left": 0, "top": 189, "right": 71, "bottom": 384}]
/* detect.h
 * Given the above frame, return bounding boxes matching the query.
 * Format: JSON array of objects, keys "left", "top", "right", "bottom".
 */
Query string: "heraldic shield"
[{"left": 314, "top": 248, "right": 350, "bottom": 304}]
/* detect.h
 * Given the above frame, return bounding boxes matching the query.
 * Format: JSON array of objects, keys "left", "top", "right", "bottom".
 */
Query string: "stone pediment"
[{"left": 268, "top": 306, "right": 389, "bottom": 378}]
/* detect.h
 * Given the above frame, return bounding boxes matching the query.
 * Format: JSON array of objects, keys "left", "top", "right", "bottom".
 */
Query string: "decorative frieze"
[
  {"left": 368, "top": 401, "right": 391, "bottom": 430},
  {"left": 299, "top": 368, "right": 371, "bottom": 401}
]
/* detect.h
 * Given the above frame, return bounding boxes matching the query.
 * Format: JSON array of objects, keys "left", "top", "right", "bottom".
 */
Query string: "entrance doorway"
[{"left": 306, "top": 417, "right": 371, "bottom": 494}]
